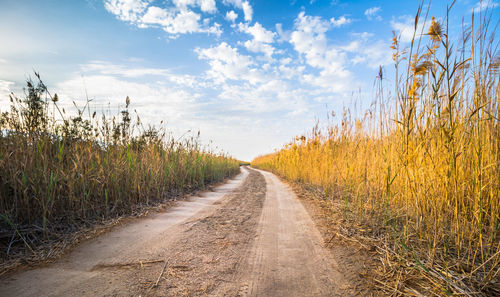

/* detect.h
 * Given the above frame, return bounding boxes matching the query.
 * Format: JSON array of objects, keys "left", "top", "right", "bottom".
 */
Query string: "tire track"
[{"left": 239, "top": 169, "right": 349, "bottom": 297}]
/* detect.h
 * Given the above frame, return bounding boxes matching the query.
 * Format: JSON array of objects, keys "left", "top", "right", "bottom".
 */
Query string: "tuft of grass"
[
  {"left": 0, "top": 73, "right": 240, "bottom": 264},
  {"left": 253, "top": 2, "right": 499, "bottom": 295}
]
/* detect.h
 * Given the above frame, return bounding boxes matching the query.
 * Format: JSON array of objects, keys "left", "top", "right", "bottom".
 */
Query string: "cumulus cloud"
[
  {"left": 330, "top": 15, "right": 352, "bottom": 27},
  {"left": 199, "top": 0, "right": 217, "bottom": 13},
  {"left": 104, "top": 0, "right": 149, "bottom": 22},
  {"left": 278, "top": 58, "right": 305, "bottom": 80},
  {"left": 196, "top": 42, "right": 270, "bottom": 85},
  {"left": 194, "top": 41, "right": 311, "bottom": 114},
  {"left": 223, "top": 0, "right": 253, "bottom": 22},
  {"left": 172, "top": 0, "right": 217, "bottom": 13},
  {"left": 225, "top": 10, "right": 238, "bottom": 22},
  {"left": 365, "top": 6, "right": 382, "bottom": 21},
  {"left": 50, "top": 61, "right": 310, "bottom": 161},
  {"left": 289, "top": 12, "right": 352, "bottom": 92},
  {"left": 238, "top": 22, "right": 276, "bottom": 58},
  {"left": 286, "top": 11, "right": 392, "bottom": 91},
  {"left": 242, "top": 1, "right": 253, "bottom": 21},
  {"left": 217, "top": 79, "right": 307, "bottom": 114},
  {"left": 140, "top": 6, "right": 218, "bottom": 35},
  {"left": 239, "top": 22, "right": 274, "bottom": 43},
  {"left": 104, "top": 0, "right": 221, "bottom": 36},
  {"left": 290, "top": 12, "right": 331, "bottom": 68},
  {"left": 51, "top": 62, "right": 213, "bottom": 135},
  {"left": 346, "top": 40, "right": 392, "bottom": 69},
  {"left": 24, "top": 2, "right": 405, "bottom": 160}
]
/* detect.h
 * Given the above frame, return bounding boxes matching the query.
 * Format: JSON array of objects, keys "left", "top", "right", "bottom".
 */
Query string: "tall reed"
[
  {"left": 253, "top": 2, "right": 499, "bottom": 294},
  {"left": 0, "top": 73, "right": 240, "bottom": 257}
]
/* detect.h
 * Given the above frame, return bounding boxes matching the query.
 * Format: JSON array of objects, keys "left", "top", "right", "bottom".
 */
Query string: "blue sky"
[{"left": 0, "top": 0, "right": 498, "bottom": 160}]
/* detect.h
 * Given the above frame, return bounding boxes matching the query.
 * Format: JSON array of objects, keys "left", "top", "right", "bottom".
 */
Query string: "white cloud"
[
  {"left": 54, "top": 74, "right": 215, "bottom": 151},
  {"left": 82, "top": 61, "right": 168, "bottom": 77},
  {"left": 172, "top": 0, "right": 195, "bottom": 8},
  {"left": 390, "top": 16, "right": 413, "bottom": 43},
  {"left": 278, "top": 62, "right": 305, "bottom": 80},
  {"left": 57, "top": 75, "right": 193, "bottom": 110},
  {"left": 240, "top": 22, "right": 274, "bottom": 43},
  {"left": 52, "top": 62, "right": 211, "bottom": 133},
  {"left": 196, "top": 42, "right": 269, "bottom": 84},
  {"left": 79, "top": 61, "right": 205, "bottom": 89},
  {"left": 280, "top": 57, "right": 291, "bottom": 65},
  {"left": 140, "top": 6, "right": 221, "bottom": 35},
  {"left": 365, "top": 6, "right": 382, "bottom": 21},
  {"left": 0, "top": 79, "right": 14, "bottom": 108},
  {"left": 242, "top": 40, "right": 275, "bottom": 59},
  {"left": 346, "top": 40, "right": 392, "bottom": 69},
  {"left": 330, "top": 16, "right": 352, "bottom": 27},
  {"left": 336, "top": 32, "right": 392, "bottom": 69},
  {"left": 66, "top": 61, "right": 311, "bottom": 160},
  {"left": 216, "top": 78, "right": 308, "bottom": 114},
  {"left": 289, "top": 12, "right": 352, "bottom": 92},
  {"left": 196, "top": 42, "right": 251, "bottom": 68},
  {"left": 172, "top": 0, "right": 217, "bottom": 13},
  {"left": 4, "top": 1, "right": 404, "bottom": 161},
  {"left": 54, "top": 66, "right": 285, "bottom": 161},
  {"left": 104, "top": 0, "right": 149, "bottom": 22},
  {"left": 303, "top": 68, "right": 350, "bottom": 93},
  {"left": 390, "top": 15, "right": 429, "bottom": 43},
  {"left": 223, "top": 0, "right": 252, "bottom": 22},
  {"left": 290, "top": 12, "right": 330, "bottom": 69},
  {"left": 104, "top": 0, "right": 221, "bottom": 36},
  {"left": 242, "top": 1, "right": 253, "bottom": 21},
  {"left": 199, "top": 0, "right": 217, "bottom": 13},
  {"left": 471, "top": 0, "right": 499, "bottom": 12},
  {"left": 239, "top": 22, "right": 276, "bottom": 58},
  {"left": 351, "top": 32, "right": 374, "bottom": 39},
  {"left": 275, "top": 23, "right": 291, "bottom": 42},
  {"left": 225, "top": 10, "right": 238, "bottom": 22}
]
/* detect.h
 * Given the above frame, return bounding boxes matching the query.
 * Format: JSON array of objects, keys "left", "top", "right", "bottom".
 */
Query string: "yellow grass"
[
  {"left": 0, "top": 73, "right": 240, "bottom": 259},
  {"left": 253, "top": 3, "right": 499, "bottom": 295}
]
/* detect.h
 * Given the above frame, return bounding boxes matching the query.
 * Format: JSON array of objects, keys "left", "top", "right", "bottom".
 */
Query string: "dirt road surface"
[{"left": 0, "top": 167, "right": 366, "bottom": 296}]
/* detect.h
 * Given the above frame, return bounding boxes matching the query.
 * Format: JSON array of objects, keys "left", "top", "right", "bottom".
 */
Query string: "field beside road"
[
  {"left": 0, "top": 76, "right": 240, "bottom": 274},
  {"left": 252, "top": 4, "right": 499, "bottom": 296}
]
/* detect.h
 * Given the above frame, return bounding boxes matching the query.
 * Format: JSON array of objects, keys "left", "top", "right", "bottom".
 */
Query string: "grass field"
[
  {"left": 253, "top": 4, "right": 499, "bottom": 295},
  {"left": 0, "top": 73, "right": 240, "bottom": 263}
]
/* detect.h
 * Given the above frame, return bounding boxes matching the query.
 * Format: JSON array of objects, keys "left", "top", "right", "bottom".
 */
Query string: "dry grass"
[
  {"left": 0, "top": 73, "right": 240, "bottom": 269},
  {"left": 253, "top": 2, "right": 499, "bottom": 295}
]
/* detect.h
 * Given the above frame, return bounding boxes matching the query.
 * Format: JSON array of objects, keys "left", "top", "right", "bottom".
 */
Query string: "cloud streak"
[{"left": 364, "top": 6, "right": 382, "bottom": 21}]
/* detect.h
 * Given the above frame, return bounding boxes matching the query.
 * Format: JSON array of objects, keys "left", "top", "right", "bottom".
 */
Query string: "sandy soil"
[
  {"left": 0, "top": 167, "right": 371, "bottom": 297},
  {"left": 236, "top": 169, "right": 352, "bottom": 297}
]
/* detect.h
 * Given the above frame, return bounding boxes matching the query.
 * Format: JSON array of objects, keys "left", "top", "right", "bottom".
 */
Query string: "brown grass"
[
  {"left": 0, "top": 73, "right": 240, "bottom": 268},
  {"left": 253, "top": 2, "right": 499, "bottom": 295}
]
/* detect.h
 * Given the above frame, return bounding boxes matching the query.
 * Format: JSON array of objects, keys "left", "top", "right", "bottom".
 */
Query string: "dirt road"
[{"left": 0, "top": 167, "right": 364, "bottom": 296}]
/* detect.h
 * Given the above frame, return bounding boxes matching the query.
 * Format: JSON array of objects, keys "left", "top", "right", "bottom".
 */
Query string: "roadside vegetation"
[
  {"left": 0, "top": 73, "right": 240, "bottom": 272},
  {"left": 253, "top": 3, "right": 499, "bottom": 295}
]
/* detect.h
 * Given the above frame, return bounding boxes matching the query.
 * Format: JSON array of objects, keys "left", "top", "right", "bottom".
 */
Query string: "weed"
[{"left": 253, "top": 2, "right": 499, "bottom": 295}]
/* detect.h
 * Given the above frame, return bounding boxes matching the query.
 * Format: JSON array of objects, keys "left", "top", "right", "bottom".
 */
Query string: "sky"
[{"left": 0, "top": 0, "right": 498, "bottom": 161}]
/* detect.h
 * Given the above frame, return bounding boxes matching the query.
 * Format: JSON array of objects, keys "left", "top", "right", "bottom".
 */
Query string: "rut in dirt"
[{"left": 0, "top": 167, "right": 363, "bottom": 297}]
